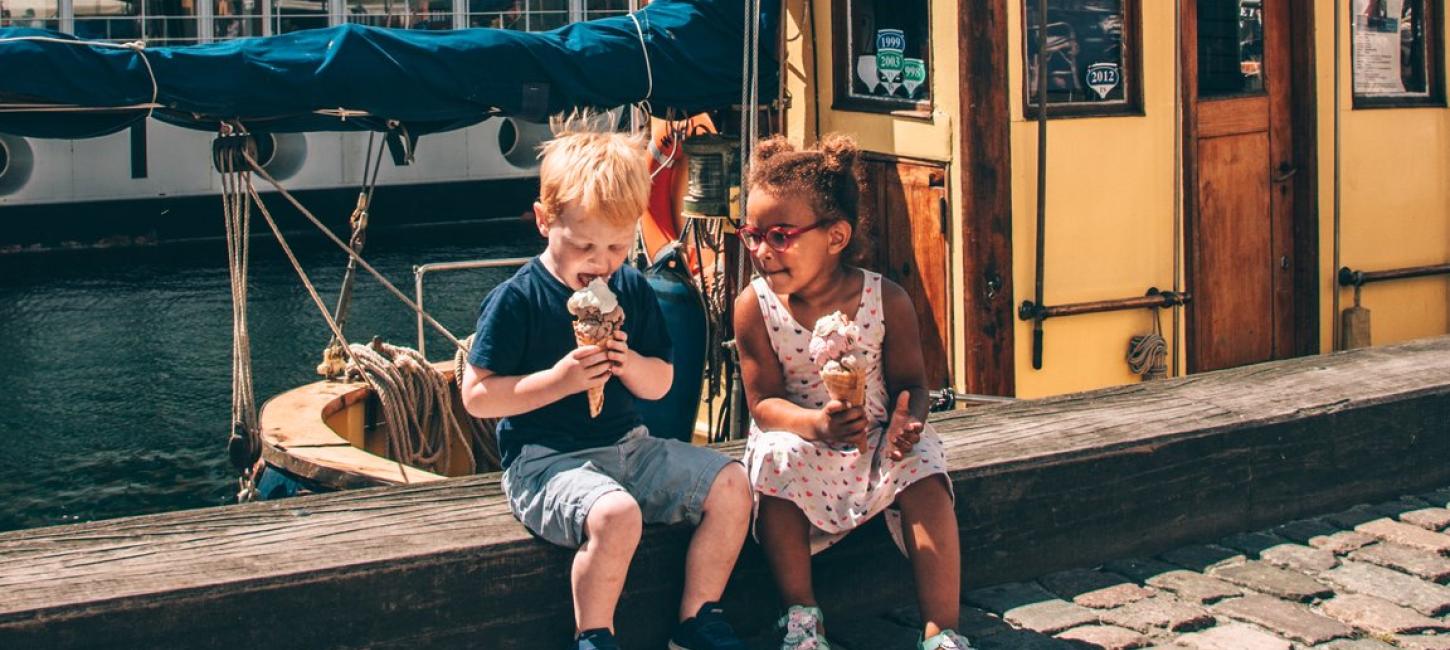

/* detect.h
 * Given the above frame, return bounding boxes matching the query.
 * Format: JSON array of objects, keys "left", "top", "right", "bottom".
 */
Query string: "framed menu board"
[
  {"left": 1352, "top": 0, "right": 1445, "bottom": 107},
  {"left": 1022, "top": 0, "right": 1143, "bottom": 118},
  {"left": 832, "top": 0, "right": 933, "bottom": 115}
]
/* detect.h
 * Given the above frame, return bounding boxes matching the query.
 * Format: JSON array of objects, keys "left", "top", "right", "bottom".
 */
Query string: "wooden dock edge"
[{"left": 1, "top": 337, "right": 1447, "bottom": 648}]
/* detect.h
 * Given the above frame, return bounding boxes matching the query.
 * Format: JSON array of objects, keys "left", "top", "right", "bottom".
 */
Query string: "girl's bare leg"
[
  {"left": 896, "top": 475, "right": 960, "bottom": 638},
  {"left": 757, "top": 495, "right": 817, "bottom": 608}
]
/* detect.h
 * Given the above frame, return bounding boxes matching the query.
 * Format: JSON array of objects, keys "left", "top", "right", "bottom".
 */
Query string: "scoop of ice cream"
[
  {"left": 822, "top": 355, "right": 859, "bottom": 374},
  {"left": 567, "top": 277, "right": 619, "bottom": 316},
  {"left": 809, "top": 311, "right": 861, "bottom": 367}
]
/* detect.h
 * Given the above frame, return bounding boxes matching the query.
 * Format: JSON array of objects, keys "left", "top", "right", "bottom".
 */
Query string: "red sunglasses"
[{"left": 735, "top": 219, "right": 836, "bottom": 252}]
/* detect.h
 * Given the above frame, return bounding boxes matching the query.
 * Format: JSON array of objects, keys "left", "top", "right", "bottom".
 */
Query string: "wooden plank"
[
  {"left": 956, "top": 0, "right": 1015, "bottom": 396},
  {"left": 1, "top": 337, "right": 1448, "bottom": 649},
  {"left": 1196, "top": 96, "right": 1270, "bottom": 139}
]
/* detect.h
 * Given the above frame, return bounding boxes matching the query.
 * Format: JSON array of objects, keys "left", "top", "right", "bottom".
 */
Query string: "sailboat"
[{"left": 0, "top": 0, "right": 779, "bottom": 496}]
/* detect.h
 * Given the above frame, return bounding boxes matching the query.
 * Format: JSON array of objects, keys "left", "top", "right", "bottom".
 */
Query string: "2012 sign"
[{"left": 1086, "top": 62, "right": 1121, "bottom": 99}]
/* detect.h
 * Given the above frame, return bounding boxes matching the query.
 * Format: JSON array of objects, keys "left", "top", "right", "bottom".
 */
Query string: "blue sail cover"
[{"left": 0, "top": 0, "right": 777, "bottom": 138}]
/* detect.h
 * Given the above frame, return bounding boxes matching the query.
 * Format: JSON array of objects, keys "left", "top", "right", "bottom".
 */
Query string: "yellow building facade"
[{"left": 778, "top": 0, "right": 1450, "bottom": 398}]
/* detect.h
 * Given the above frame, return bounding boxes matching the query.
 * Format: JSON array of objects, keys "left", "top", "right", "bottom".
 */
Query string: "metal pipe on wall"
[
  {"left": 1030, "top": 0, "right": 1049, "bottom": 370},
  {"left": 1332, "top": 0, "right": 1344, "bottom": 349},
  {"left": 1172, "top": 0, "right": 1183, "bottom": 377}
]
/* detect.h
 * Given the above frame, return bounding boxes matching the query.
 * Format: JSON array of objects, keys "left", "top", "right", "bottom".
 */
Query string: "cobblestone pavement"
[{"left": 748, "top": 485, "right": 1450, "bottom": 649}]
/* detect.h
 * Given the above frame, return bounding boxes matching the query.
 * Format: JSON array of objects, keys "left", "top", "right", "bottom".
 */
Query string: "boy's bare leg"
[
  {"left": 757, "top": 495, "right": 817, "bottom": 610},
  {"left": 679, "top": 463, "right": 752, "bottom": 620},
  {"left": 574, "top": 491, "right": 643, "bottom": 634},
  {"left": 896, "top": 475, "right": 960, "bottom": 638}
]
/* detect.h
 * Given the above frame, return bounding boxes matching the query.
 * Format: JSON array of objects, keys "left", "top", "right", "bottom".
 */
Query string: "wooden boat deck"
[{"left": 1, "top": 337, "right": 1447, "bottom": 648}]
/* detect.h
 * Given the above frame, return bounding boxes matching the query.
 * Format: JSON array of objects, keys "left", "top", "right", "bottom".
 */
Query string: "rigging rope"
[
  {"left": 240, "top": 150, "right": 470, "bottom": 356},
  {"left": 318, "top": 132, "right": 389, "bottom": 378},
  {"left": 218, "top": 131, "right": 261, "bottom": 502}
]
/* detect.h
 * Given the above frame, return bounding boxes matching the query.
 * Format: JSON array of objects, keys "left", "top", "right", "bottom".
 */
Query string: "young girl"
[{"left": 733, "top": 135, "right": 971, "bottom": 650}]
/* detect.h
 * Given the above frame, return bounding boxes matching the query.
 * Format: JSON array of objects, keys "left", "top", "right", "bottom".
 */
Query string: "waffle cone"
[
  {"left": 574, "top": 328, "right": 613, "bottom": 417},
  {"left": 820, "top": 366, "right": 865, "bottom": 406}
]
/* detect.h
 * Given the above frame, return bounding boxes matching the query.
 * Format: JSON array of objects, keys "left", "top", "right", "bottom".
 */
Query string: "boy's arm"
[
  {"left": 609, "top": 331, "right": 673, "bottom": 400},
  {"left": 461, "top": 346, "right": 611, "bottom": 419}
]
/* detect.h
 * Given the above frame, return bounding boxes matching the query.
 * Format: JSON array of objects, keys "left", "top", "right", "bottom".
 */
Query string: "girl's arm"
[
  {"left": 734, "top": 286, "right": 862, "bottom": 441},
  {"left": 880, "top": 279, "right": 931, "bottom": 424}
]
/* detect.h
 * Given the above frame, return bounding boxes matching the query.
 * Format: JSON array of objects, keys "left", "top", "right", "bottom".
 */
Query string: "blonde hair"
[{"left": 536, "top": 116, "right": 650, "bottom": 228}]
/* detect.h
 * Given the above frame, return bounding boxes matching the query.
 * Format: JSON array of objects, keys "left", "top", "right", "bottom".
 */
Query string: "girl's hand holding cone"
[{"left": 815, "top": 399, "right": 869, "bottom": 451}]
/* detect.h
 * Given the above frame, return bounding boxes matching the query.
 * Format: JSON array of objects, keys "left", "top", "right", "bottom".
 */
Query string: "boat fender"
[
  {"left": 636, "top": 241, "right": 709, "bottom": 443},
  {"left": 261, "top": 133, "right": 307, "bottom": 180},
  {"left": 499, "top": 117, "right": 553, "bottom": 169},
  {"left": 0, "top": 135, "right": 34, "bottom": 196}
]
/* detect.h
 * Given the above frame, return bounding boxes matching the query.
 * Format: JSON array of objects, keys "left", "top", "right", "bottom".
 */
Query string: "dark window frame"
[
  {"left": 830, "top": 0, "right": 935, "bottom": 117},
  {"left": 1020, "top": 0, "right": 1145, "bottom": 120},
  {"left": 1352, "top": 0, "right": 1447, "bottom": 108}
]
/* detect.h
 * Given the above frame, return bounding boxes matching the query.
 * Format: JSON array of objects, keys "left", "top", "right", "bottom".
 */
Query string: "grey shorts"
[{"left": 501, "top": 426, "right": 736, "bottom": 549}]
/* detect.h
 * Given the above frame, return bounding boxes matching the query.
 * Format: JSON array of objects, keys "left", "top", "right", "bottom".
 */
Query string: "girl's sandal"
[
  {"left": 778, "top": 604, "right": 831, "bottom": 650},
  {"left": 919, "top": 629, "right": 975, "bottom": 650}
]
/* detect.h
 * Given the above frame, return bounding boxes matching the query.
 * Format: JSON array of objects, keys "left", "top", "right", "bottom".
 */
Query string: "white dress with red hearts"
[{"left": 743, "top": 270, "right": 951, "bottom": 555}]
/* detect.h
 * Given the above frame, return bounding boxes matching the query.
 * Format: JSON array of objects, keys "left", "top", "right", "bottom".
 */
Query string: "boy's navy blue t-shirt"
[{"left": 468, "top": 257, "right": 672, "bottom": 468}]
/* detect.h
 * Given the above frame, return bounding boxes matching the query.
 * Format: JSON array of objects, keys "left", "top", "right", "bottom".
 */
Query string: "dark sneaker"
[
  {"left": 669, "top": 601, "right": 746, "bottom": 650},
  {"left": 572, "top": 628, "right": 620, "bottom": 650}
]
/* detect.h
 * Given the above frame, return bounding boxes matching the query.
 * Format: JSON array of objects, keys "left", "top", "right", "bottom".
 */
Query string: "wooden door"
[
  {"left": 857, "top": 155, "right": 952, "bottom": 389},
  {"left": 1183, "top": 0, "right": 1307, "bottom": 372}
]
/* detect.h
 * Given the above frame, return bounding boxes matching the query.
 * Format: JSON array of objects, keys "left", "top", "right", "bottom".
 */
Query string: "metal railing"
[
  {"left": 413, "top": 257, "right": 530, "bottom": 357},
  {"left": 1018, "top": 288, "right": 1191, "bottom": 370},
  {"left": 1338, "top": 263, "right": 1450, "bottom": 288}
]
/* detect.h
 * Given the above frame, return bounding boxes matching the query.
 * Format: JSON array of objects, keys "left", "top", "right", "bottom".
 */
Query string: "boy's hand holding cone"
[{"left": 567, "top": 278, "right": 625, "bottom": 417}]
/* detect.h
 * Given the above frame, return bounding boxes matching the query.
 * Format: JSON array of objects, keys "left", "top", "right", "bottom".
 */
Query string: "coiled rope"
[
  {"left": 1127, "top": 308, "right": 1168, "bottom": 381},
  {"left": 344, "top": 339, "right": 498, "bottom": 476}
]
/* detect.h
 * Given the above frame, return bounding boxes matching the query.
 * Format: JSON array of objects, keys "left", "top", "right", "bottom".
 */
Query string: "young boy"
[{"left": 461, "top": 127, "right": 752, "bottom": 650}]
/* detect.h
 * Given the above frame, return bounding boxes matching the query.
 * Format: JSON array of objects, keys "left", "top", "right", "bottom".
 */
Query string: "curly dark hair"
[{"left": 747, "top": 134, "right": 866, "bottom": 261}]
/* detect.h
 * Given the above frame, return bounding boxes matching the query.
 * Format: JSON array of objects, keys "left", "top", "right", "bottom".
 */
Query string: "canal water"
[{"left": 0, "top": 218, "right": 541, "bottom": 532}]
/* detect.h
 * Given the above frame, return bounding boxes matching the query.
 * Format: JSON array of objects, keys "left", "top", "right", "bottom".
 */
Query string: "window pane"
[
  {"left": 1026, "top": 0, "right": 1128, "bottom": 106},
  {"left": 274, "top": 0, "right": 327, "bottom": 33},
  {"left": 465, "top": 0, "right": 565, "bottom": 31},
  {"left": 214, "top": 0, "right": 262, "bottom": 38},
  {"left": 145, "top": 0, "right": 198, "bottom": 44},
  {"left": 584, "top": 0, "right": 628, "bottom": 20},
  {"left": 0, "top": 0, "right": 61, "bottom": 30},
  {"left": 73, "top": 0, "right": 141, "bottom": 41},
  {"left": 346, "top": 0, "right": 453, "bottom": 29},
  {"left": 847, "top": 0, "right": 931, "bottom": 102},
  {"left": 1352, "top": 0, "right": 1431, "bottom": 96},
  {"left": 1198, "top": 0, "right": 1264, "bottom": 96}
]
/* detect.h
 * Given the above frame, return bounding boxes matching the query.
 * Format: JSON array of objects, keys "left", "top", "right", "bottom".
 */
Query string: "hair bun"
[
  {"left": 752, "top": 135, "right": 795, "bottom": 164},
  {"left": 818, "top": 133, "right": 859, "bottom": 174}
]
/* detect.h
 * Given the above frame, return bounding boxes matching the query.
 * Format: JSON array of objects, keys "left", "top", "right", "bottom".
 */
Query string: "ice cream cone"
[
  {"left": 567, "top": 277, "right": 625, "bottom": 419},
  {"left": 821, "top": 365, "right": 866, "bottom": 406},
  {"left": 574, "top": 326, "right": 615, "bottom": 417}
]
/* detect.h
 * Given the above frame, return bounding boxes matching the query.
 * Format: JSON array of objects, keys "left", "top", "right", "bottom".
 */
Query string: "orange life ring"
[{"left": 639, "top": 113, "right": 717, "bottom": 268}]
